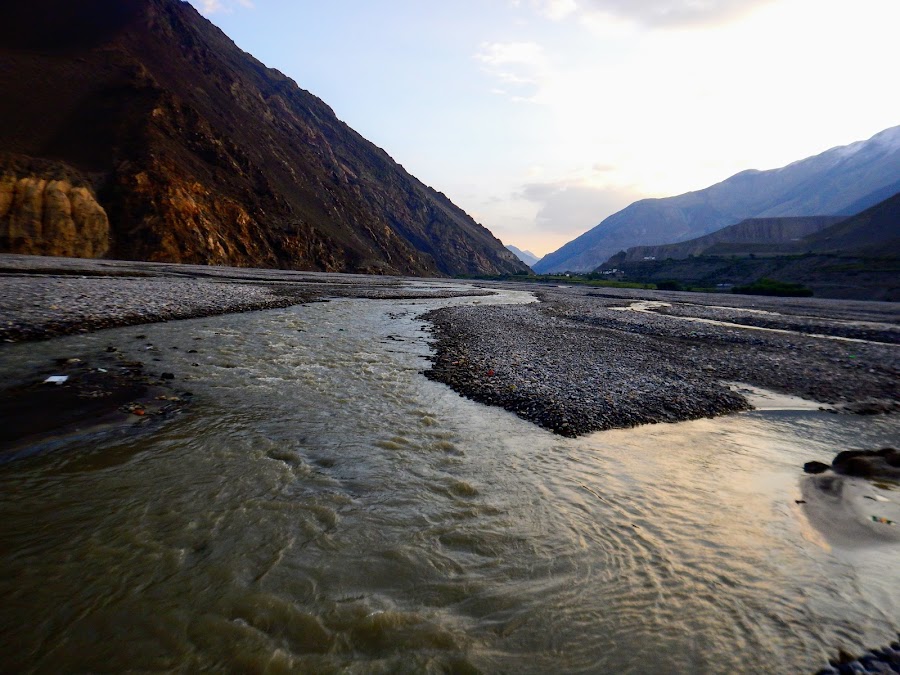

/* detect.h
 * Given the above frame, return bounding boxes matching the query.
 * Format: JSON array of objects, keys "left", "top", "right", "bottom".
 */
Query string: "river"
[{"left": 1, "top": 288, "right": 898, "bottom": 673}]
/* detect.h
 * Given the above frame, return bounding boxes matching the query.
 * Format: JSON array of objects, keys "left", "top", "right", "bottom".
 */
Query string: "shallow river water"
[{"left": 1, "top": 288, "right": 898, "bottom": 673}]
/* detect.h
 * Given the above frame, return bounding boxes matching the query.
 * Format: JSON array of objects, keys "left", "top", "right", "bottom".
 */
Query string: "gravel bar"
[
  {"left": 424, "top": 285, "right": 899, "bottom": 436},
  {"left": 0, "top": 254, "right": 492, "bottom": 342}
]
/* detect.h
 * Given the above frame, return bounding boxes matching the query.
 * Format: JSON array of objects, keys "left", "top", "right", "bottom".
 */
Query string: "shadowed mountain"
[
  {"left": 615, "top": 216, "right": 845, "bottom": 263},
  {"left": 599, "top": 192, "right": 900, "bottom": 300},
  {"left": 534, "top": 126, "right": 900, "bottom": 273},
  {"left": 801, "top": 191, "right": 900, "bottom": 257},
  {"left": 0, "top": 0, "right": 527, "bottom": 276}
]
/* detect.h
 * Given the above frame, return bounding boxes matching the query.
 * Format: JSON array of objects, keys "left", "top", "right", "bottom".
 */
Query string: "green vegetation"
[
  {"left": 821, "top": 259, "right": 900, "bottom": 272},
  {"left": 654, "top": 280, "right": 683, "bottom": 291},
  {"left": 731, "top": 278, "right": 813, "bottom": 297},
  {"left": 458, "top": 272, "right": 744, "bottom": 292}
]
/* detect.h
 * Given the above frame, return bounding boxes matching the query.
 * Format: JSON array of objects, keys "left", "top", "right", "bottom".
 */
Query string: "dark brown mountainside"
[
  {"left": 0, "top": 0, "right": 527, "bottom": 276},
  {"left": 801, "top": 192, "right": 900, "bottom": 257}
]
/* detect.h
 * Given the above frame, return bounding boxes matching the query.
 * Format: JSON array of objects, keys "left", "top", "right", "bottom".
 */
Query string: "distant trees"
[
  {"left": 655, "top": 280, "right": 683, "bottom": 291},
  {"left": 732, "top": 278, "right": 813, "bottom": 297}
]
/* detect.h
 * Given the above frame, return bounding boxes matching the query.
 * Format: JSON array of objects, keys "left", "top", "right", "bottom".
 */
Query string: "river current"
[{"left": 1, "top": 288, "right": 898, "bottom": 673}]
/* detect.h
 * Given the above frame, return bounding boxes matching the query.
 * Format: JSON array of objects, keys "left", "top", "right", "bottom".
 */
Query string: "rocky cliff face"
[
  {"left": 0, "top": 0, "right": 527, "bottom": 276},
  {"left": 0, "top": 169, "right": 109, "bottom": 258}
]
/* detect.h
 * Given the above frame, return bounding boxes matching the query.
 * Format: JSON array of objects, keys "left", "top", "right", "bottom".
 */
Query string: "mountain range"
[
  {"left": 602, "top": 192, "right": 900, "bottom": 300},
  {"left": 0, "top": 0, "right": 527, "bottom": 276},
  {"left": 534, "top": 126, "right": 900, "bottom": 273}
]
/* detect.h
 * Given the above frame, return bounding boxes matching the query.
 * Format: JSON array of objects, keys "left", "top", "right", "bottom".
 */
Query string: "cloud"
[
  {"left": 475, "top": 41, "right": 548, "bottom": 101},
  {"left": 476, "top": 41, "right": 547, "bottom": 69},
  {"left": 519, "top": 179, "right": 643, "bottom": 235},
  {"left": 536, "top": 0, "right": 579, "bottom": 20},
  {"left": 579, "top": 0, "right": 774, "bottom": 27},
  {"left": 190, "top": 0, "right": 253, "bottom": 15}
]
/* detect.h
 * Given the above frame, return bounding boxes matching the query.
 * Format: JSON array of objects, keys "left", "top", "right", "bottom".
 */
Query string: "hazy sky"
[{"left": 188, "top": 0, "right": 899, "bottom": 256}]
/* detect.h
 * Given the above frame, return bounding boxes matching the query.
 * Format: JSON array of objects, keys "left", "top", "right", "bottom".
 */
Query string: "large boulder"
[{"left": 804, "top": 448, "right": 900, "bottom": 479}]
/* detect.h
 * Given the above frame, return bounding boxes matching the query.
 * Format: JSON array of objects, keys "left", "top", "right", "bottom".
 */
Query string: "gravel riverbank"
[
  {"left": 0, "top": 254, "right": 496, "bottom": 453},
  {"left": 2, "top": 255, "right": 897, "bottom": 439},
  {"left": 0, "top": 254, "right": 490, "bottom": 342},
  {"left": 424, "top": 284, "right": 899, "bottom": 436}
]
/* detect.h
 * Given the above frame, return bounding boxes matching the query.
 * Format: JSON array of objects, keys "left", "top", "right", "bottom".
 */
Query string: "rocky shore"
[
  {"left": 424, "top": 284, "right": 899, "bottom": 436},
  {"left": 424, "top": 304, "right": 751, "bottom": 436},
  {"left": 0, "top": 254, "right": 491, "bottom": 342},
  {"left": 0, "top": 353, "right": 191, "bottom": 460},
  {"left": 0, "top": 254, "right": 495, "bottom": 456}
]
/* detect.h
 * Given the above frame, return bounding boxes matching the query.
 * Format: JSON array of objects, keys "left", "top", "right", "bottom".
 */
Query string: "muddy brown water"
[{"left": 0, "top": 289, "right": 898, "bottom": 673}]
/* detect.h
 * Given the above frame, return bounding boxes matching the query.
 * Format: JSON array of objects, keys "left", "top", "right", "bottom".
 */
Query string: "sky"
[{"left": 188, "top": 0, "right": 900, "bottom": 257}]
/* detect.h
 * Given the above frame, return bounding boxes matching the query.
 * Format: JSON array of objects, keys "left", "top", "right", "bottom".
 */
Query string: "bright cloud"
[
  {"left": 479, "top": 0, "right": 900, "bottom": 200},
  {"left": 579, "top": 0, "right": 774, "bottom": 27},
  {"left": 192, "top": 0, "right": 900, "bottom": 257},
  {"left": 475, "top": 41, "right": 549, "bottom": 100},
  {"left": 520, "top": 179, "right": 644, "bottom": 235},
  {"left": 476, "top": 41, "right": 547, "bottom": 68},
  {"left": 537, "top": 0, "right": 579, "bottom": 21}
]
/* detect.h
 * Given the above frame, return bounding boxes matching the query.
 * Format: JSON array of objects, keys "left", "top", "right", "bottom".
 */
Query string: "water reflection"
[
  {"left": 800, "top": 474, "right": 900, "bottom": 548},
  {"left": 0, "top": 290, "right": 897, "bottom": 673}
]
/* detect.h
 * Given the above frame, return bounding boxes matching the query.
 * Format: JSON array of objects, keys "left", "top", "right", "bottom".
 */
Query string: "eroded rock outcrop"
[{"left": 0, "top": 174, "right": 109, "bottom": 258}]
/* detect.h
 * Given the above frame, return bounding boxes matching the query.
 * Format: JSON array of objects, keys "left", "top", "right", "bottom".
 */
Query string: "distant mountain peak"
[
  {"left": 534, "top": 125, "right": 900, "bottom": 273},
  {"left": 505, "top": 245, "right": 540, "bottom": 267}
]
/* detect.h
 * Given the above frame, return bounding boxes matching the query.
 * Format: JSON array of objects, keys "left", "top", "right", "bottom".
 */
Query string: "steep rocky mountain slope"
[
  {"left": 0, "top": 0, "right": 527, "bottom": 276},
  {"left": 614, "top": 216, "right": 845, "bottom": 263},
  {"left": 534, "top": 126, "right": 900, "bottom": 273},
  {"left": 801, "top": 191, "right": 900, "bottom": 257}
]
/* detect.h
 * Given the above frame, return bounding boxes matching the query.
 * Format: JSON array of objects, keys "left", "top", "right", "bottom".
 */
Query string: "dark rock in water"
[
  {"left": 818, "top": 633, "right": 900, "bottom": 674},
  {"left": 832, "top": 448, "right": 900, "bottom": 479},
  {"left": 803, "top": 449, "right": 900, "bottom": 480},
  {"left": 0, "top": 355, "right": 188, "bottom": 459},
  {"left": 804, "top": 461, "right": 831, "bottom": 474}
]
